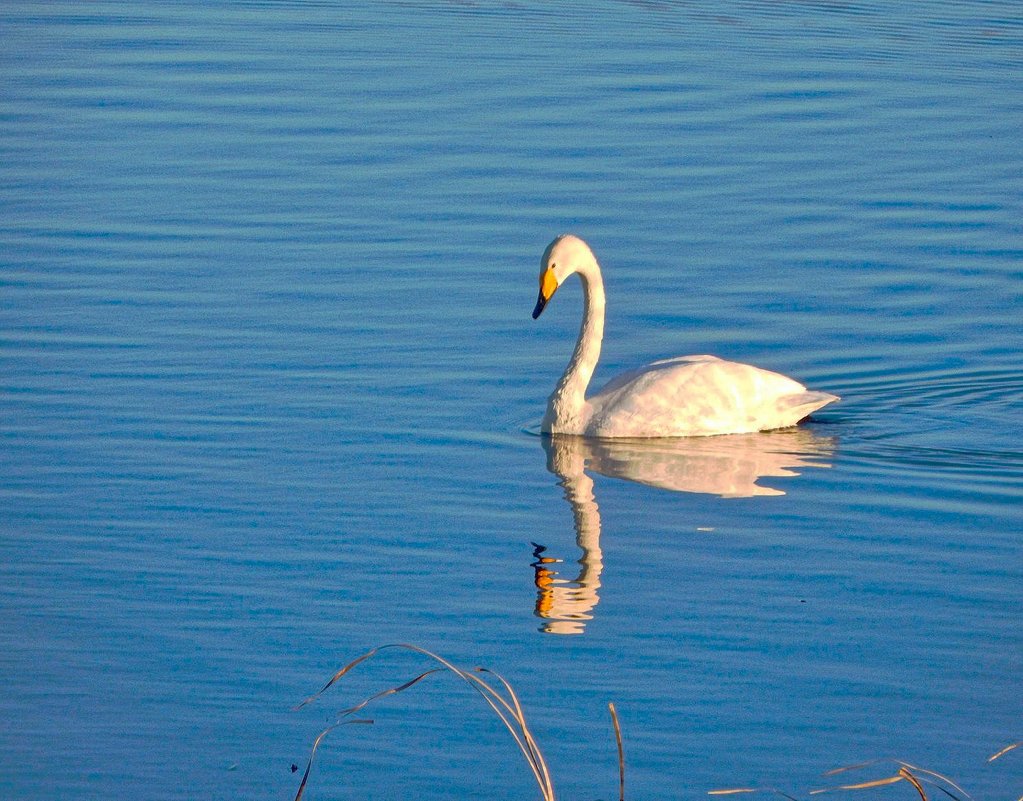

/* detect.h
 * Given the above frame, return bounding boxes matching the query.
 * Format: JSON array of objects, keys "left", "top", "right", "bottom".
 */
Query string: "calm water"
[{"left": 2, "top": 2, "right": 1021, "bottom": 799}]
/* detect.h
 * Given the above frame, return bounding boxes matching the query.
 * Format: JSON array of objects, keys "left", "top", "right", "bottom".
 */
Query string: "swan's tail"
[{"left": 785, "top": 391, "right": 840, "bottom": 423}]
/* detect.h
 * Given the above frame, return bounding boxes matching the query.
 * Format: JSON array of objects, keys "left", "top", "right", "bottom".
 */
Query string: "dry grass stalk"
[
  {"left": 711, "top": 748, "right": 1023, "bottom": 801},
  {"left": 295, "top": 647, "right": 1017, "bottom": 801},
  {"left": 709, "top": 788, "right": 799, "bottom": 800},
  {"left": 988, "top": 742, "right": 1021, "bottom": 763},
  {"left": 899, "top": 767, "right": 929, "bottom": 801},
  {"left": 811, "top": 774, "right": 907, "bottom": 794},
  {"left": 709, "top": 790, "right": 761, "bottom": 796},
  {"left": 810, "top": 759, "right": 970, "bottom": 801},
  {"left": 609, "top": 702, "right": 625, "bottom": 801},
  {"left": 292, "top": 720, "right": 372, "bottom": 801},
  {"left": 986, "top": 741, "right": 1023, "bottom": 801},
  {"left": 293, "top": 643, "right": 556, "bottom": 801}
]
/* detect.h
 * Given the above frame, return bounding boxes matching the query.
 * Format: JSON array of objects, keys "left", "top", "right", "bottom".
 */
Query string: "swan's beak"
[{"left": 532, "top": 268, "right": 559, "bottom": 319}]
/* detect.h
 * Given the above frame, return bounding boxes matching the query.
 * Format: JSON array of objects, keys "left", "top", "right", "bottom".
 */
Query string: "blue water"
[{"left": 2, "top": 2, "right": 1021, "bottom": 800}]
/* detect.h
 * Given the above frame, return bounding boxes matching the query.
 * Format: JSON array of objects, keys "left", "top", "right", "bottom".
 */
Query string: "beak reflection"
[{"left": 531, "top": 429, "right": 836, "bottom": 634}]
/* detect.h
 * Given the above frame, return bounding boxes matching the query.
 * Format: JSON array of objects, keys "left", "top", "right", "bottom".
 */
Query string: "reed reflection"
[{"left": 533, "top": 430, "right": 835, "bottom": 634}]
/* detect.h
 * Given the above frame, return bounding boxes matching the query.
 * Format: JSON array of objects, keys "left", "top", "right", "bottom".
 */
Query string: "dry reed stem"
[
  {"left": 475, "top": 666, "right": 554, "bottom": 797},
  {"left": 292, "top": 720, "right": 372, "bottom": 801},
  {"left": 810, "top": 758, "right": 974, "bottom": 801},
  {"left": 334, "top": 668, "right": 445, "bottom": 718},
  {"left": 293, "top": 646, "right": 382, "bottom": 710},
  {"left": 824, "top": 759, "right": 892, "bottom": 777},
  {"left": 714, "top": 752, "right": 1010, "bottom": 801},
  {"left": 609, "top": 702, "right": 625, "bottom": 801},
  {"left": 709, "top": 787, "right": 799, "bottom": 800},
  {"left": 896, "top": 761, "right": 969, "bottom": 801},
  {"left": 986, "top": 741, "right": 1023, "bottom": 801},
  {"left": 988, "top": 742, "right": 1021, "bottom": 763},
  {"left": 811, "top": 774, "right": 907, "bottom": 794},
  {"left": 293, "top": 643, "right": 555, "bottom": 801},
  {"left": 899, "top": 767, "right": 929, "bottom": 801},
  {"left": 296, "top": 646, "right": 1016, "bottom": 801}
]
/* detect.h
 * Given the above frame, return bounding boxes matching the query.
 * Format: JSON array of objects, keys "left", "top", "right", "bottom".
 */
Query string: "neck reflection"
[{"left": 533, "top": 430, "right": 836, "bottom": 634}]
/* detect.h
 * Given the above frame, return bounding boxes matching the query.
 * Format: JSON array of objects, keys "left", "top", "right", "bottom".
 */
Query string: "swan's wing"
[
  {"left": 594, "top": 354, "right": 723, "bottom": 396},
  {"left": 588, "top": 357, "right": 837, "bottom": 437}
]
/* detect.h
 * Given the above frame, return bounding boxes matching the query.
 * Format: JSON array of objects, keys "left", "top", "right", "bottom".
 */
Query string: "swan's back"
[{"left": 586, "top": 355, "right": 837, "bottom": 437}]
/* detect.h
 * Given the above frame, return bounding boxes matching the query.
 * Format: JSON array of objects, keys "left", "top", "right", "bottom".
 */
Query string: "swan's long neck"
[
  {"left": 537, "top": 437, "right": 604, "bottom": 633},
  {"left": 544, "top": 260, "right": 605, "bottom": 433}
]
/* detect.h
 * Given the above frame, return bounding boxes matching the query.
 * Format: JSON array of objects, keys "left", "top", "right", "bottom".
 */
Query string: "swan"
[{"left": 531, "top": 234, "right": 839, "bottom": 437}]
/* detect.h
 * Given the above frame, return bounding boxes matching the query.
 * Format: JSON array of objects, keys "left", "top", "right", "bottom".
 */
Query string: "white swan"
[{"left": 532, "top": 234, "right": 839, "bottom": 437}]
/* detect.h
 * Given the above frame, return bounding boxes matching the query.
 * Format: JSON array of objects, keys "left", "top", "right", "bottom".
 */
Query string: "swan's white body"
[{"left": 532, "top": 235, "right": 838, "bottom": 438}]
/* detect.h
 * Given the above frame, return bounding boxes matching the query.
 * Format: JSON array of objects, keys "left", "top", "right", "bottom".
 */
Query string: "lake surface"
[{"left": 2, "top": 2, "right": 1021, "bottom": 799}]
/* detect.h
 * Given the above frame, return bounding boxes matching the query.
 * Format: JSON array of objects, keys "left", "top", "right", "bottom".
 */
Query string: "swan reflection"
[{"left": 533, "top": 429, "right": 835, "bottom": 634}]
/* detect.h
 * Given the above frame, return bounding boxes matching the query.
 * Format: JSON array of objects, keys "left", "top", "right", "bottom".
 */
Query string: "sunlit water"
[{"left": 1, "top": 2, "right": 1021, "bottom": 800}]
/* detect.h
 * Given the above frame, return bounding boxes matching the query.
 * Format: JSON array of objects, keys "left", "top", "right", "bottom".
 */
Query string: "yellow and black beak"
[{"left": 532, "top": 267, "right": 559, "bottom": 319}]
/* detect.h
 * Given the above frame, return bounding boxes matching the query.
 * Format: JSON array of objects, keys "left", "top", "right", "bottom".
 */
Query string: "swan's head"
[{"left": 532, "top": 234, "right": 597, "bottom": 319}]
